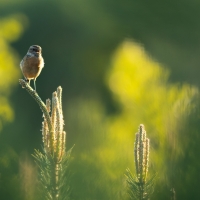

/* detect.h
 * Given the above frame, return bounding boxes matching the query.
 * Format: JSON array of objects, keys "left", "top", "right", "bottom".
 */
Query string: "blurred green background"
[{"left": 1, "top": 0, "right": 200, "bottom": 199}]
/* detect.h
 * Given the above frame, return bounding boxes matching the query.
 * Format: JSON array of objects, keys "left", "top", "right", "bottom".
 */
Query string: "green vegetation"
[
  {"left": 19, "top": 80, "right": 73, "bottom": 200},
  {"left": 1, "top": 1, "right": 200, "bottom": 199},
  {"left": 126, "top": 125, "right": 156, "bottom": 200}
]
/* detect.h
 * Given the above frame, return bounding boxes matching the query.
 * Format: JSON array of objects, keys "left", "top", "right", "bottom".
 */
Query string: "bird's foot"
[
  {"left": 21, "top": 79, "right": 28, "bottom": 88},
  {"left": 25, "top": 79, "right": 30, "bottom": 83}
]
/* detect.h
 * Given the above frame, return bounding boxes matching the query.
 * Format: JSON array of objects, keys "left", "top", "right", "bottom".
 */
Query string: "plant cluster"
[{"left": 19, "top": 80, "right": 157, "bottom": 200}]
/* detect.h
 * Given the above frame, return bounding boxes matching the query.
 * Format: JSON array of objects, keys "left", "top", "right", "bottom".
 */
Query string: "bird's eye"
[{"left": 33, "top": 48, "right": 40, "bottom": 53}]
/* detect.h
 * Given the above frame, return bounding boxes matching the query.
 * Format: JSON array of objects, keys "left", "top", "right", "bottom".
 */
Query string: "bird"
[{"left": 20, "top": 45, "right": 44, "bottom": 91}]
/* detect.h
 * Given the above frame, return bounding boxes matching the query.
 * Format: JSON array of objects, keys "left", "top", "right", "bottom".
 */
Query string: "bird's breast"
[{"left": 21, "top": 55, "right": 44, "bottom": 79}]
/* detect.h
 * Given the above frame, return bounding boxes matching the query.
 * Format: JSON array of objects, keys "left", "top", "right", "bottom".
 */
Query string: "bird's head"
[{"left": 28, "top": 45, "right": 42, "bottom": 56}]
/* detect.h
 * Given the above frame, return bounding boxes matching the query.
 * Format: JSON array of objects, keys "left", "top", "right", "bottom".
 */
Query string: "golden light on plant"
[
  {"left": 19, "top": 80, "right": 73, "bottom": 200},
  {"left": 126, "top": 124, "right": 156, "bottom": 200}
]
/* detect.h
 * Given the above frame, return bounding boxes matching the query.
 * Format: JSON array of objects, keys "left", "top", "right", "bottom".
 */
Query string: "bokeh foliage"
[
  {"left": 0, "top": 14, "right": 26, "bottom": 199},
  {"left": 1, "top": 1, "right": 200, "bottom": 200},
  {"left": 66, "top": 41, "right": 200, "bottom": 200},
  {"left": 0, "top": 14, "right": 25, "bottom": 130},
  {"left": 105, "top": 41, "right": 200, "bottom": 199}
]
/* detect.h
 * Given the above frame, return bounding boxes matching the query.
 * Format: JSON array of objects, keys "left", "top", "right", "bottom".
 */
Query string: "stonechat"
[{"left": 20, "top": 45, "right": 44, "bottom": 91}]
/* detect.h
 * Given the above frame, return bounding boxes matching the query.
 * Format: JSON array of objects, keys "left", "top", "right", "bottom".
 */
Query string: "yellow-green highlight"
[
  {"left": 0, "top": 14, "right": 26, "bottom": 130},
  {"left": 105, "top": 40, "right": 199, "bottom": 182}
]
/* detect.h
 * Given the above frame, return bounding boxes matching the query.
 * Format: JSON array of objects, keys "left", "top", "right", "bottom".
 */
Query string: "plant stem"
[{"left": 52, "top": 162, "right": 59, "bottom": 200}]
